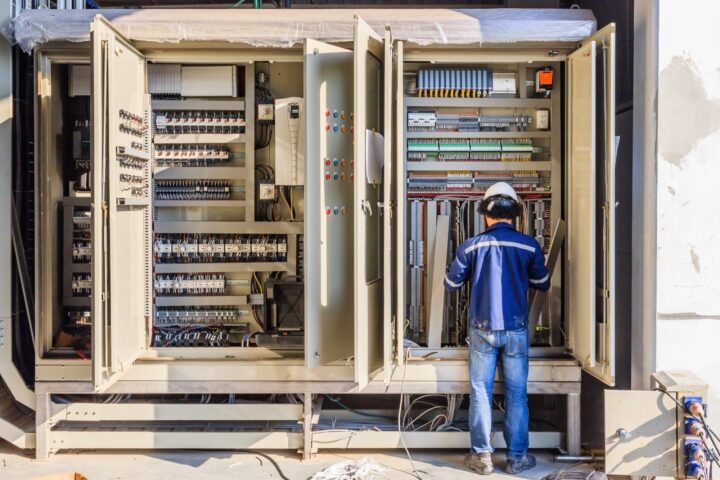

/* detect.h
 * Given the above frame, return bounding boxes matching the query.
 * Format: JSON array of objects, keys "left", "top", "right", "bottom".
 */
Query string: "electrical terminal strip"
[
  {"left": 71, "top": 274, "right": 92, "bottom": 297},
  {"left": 153, "top": 234, "right": 288, "bottom": 264},
  {"left": 154, "top": 179, "right": 233, "bottom": 200},
  {"left": 154, "top": 274, "right": 226, "bottom": 296},
  {"left": 408, "top": 138, "right": 533, "bottom": 155},
  {"left": 71, "top": 207, "right": 92, "bottom": 263},
  {"left": 72, "top": 210, "right": 91, "bottom": 226},
  {"left": 154, "top": 110, "right": 245, "bottom": 134},
  {"left": 153, "top": 307, "right": 247, "bottom": 326},
  {"left": 154, "top": 144, "right": 234, "bottom": 167},
  {"left": 72, "top": 241, "right": 91, "bottom": 263},
  {"left": 408, "top": 111, "right": 533, "bottom": 132}
]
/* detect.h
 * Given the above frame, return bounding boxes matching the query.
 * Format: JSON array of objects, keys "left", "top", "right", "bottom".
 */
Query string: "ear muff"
[{"left": 479, "top": 195, "right": 519, "bottom": 218}]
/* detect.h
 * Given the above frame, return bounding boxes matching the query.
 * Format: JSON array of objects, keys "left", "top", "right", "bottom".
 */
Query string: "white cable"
[
  {"left": 309, "top": 457, "right": 390, "bottom": 480},
  {"left": 398, "top": 348, "right": 424, "bottom": 479}
]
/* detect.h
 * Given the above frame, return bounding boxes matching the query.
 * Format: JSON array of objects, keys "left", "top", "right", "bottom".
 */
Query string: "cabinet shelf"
[
  {"left": 155, "top": 295, "right": 249, "bottom": 307},
  {"left": 154, "top": 200, "right": 246, "bottom": 208},
  {"left": 407, "top": 161, "right": 552, "bottom": 172},
  {"left": 405, "top": 97, "right": 552, "bottom": 109},
  {"left": 155, "top": 262, "right": 289, "bottom": 274},
  {"left": 406, "top": 131, "right": 551, "bottom": 139},
  {"left": 154, "top": 221, "right": 304, "bottom": 235},
  {"left": 152, "top": 99, "right": 246, "bottom": 111},
  {"left": 64, "top": 297, "right": 91, "bottom": 307},
  {"left": 153, "top": 133, "right": 246, "bottom": 145},
  {"left": 153, "top": 167, "right": 247, "bottom": 180}
]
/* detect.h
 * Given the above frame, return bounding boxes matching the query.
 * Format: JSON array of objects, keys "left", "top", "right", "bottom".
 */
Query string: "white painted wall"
[{"left": 656, "top": 0, "right": 720, "bottom": 427}]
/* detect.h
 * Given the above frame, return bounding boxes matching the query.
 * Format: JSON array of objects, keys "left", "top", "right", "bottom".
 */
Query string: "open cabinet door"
[
  {"left": 304, "top": 38, "right": 355, "bottom": 369},
  {"left": 566, "top": 24, "right": 616, "bottom": 385},
  {"left": 353, "top": 18, "right": 385, "bottom": 389},
  {"left": 91, "top": 16, "right": 150, "bottom": 391},
  {"left": 382, "top": 27, "right": 394, "bottom": 384}
]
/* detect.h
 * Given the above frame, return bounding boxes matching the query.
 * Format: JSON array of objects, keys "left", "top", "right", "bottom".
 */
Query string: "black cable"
[
  {"left": 236, "top": 450, "right": 291, "bottom": 480},
  {"left": 656, "top": 388, "right": 720, "bottom": 467}
]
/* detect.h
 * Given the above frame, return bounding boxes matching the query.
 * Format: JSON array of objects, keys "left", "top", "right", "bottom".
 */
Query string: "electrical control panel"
[{"left": 402, "top": 62, "right": 557, "bottom": 349}]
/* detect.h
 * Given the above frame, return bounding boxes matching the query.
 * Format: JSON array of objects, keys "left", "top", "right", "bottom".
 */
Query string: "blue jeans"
[{"left": 468, "top": 328, "right": 529, "bottom": 460}]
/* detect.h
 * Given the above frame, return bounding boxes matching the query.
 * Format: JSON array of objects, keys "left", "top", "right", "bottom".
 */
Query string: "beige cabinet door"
[
  {"left": 353, "top": 17, "right": 385, "bottom": 389},
  {"left": 91, "top": 15, "right": 150, "bottom": 391},
  {"left": 566, "top": 24, "right": 616, "bottom": 386},
  {"left": 303, "top": 38, "right": 355, "bottom": 369}
]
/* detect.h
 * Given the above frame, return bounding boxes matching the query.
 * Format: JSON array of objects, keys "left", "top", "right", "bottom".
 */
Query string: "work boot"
[
  {"left": 465, "top": 452, "right": 493, "bottom": 475},
  {"left": 505, "top": 454, "right": 537, "bottom": 474}
]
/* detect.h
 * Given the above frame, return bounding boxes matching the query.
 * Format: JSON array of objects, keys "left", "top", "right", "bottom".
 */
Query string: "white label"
[{"left": 278, "top": 243, "right": 287, "bottom": 253}]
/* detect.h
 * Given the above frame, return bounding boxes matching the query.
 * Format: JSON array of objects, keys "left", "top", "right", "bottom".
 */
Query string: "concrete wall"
[{"left": 656, "top": 0, "right": 720, "bottom": 426}]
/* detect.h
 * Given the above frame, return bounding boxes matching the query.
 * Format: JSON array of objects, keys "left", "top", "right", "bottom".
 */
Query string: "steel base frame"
[{"left": 34, "top": 377, "right": 581, "bottom": 460}]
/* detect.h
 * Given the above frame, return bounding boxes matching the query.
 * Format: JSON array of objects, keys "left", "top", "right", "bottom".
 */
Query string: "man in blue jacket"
[{"left": 444, "top": 182, "right": 550, "bottom": 475}]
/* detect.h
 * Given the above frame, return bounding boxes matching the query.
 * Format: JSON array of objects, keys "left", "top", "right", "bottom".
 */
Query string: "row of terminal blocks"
[
  {"left": 154, "top": 144, "right": 232, "bottom": 167},
  {"left": 154, "top": 111, "right": 245, "bottom": 134},
  {"left": 153, "top": 234, "right": 288, "bottom": 263},
  {"left": 408, "top": 111, "right": 533, "bottom": 132},
  {"left": 408, "top": 138, "right": 534, "bottom": 153},
  {"left": 154, "top": 274, "right": 227, "bottom": 296},
  {"left": 71, "top": 274, "right": 92, "bottom": 297},
  {"left": 155, "top": 180, "right": 232, "bottom": 200}
]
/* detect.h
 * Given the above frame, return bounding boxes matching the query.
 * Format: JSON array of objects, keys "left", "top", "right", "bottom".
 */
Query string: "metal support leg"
[
  {"left": 302, "top": 393, "right": 313, "bottom": 461},
  {"left": 35, "top": 393, "right": 51, "bottom": 460},
  {"left": 566, "top": 392, "right": 581, "bottom": 456}
]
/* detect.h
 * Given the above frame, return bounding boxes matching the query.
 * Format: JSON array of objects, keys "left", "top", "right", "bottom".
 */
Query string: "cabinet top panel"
[{"left": 11, "top": 8, "right": 596, "bottom": 54}]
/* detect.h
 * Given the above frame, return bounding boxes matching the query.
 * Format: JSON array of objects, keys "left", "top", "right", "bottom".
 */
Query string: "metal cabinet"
[
  {"left": 25, "top": 12, "right": 619, "bottom": 458},
  {"left": 390, "top": 24, "right": 617, "bottom": 386}
]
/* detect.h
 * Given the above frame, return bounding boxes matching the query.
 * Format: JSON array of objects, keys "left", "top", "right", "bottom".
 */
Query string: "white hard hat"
[{"left": 484, "top": 182, "right": 518, "bottom": 202}]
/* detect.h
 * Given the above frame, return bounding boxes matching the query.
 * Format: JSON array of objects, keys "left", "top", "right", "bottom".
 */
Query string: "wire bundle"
[{"left": 309, "top": 457, "right": 389, "bottom": 480}]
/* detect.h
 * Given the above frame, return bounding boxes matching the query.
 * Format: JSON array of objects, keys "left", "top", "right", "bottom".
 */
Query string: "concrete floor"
[{"left": 0, "top": 442, "right": 566, "bottom": 480}]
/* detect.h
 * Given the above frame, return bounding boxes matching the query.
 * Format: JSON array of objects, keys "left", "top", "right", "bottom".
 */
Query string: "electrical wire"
[
  {"left": 324, "top": 395, "right": 396, "bottom": 420},
  {"left": 397, "top": 347, "right": 425, "bottom": 479},
  {"left": 236, "top": 450, "right": 291, "bottom": 480}
]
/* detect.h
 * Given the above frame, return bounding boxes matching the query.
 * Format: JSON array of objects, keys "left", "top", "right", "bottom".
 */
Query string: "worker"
[{"left": 444, "top": 182, "right": 550, "bottom": 475}]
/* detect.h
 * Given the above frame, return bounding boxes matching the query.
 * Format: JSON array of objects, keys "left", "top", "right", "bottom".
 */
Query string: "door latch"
[{"left": 361, "top": 200, "right": 373, "bottom": 216}]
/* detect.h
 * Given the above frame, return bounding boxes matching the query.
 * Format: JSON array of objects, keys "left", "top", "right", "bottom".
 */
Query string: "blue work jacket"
[{"left": 443, "top": 222, "right": 550, "bottom": 331}]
